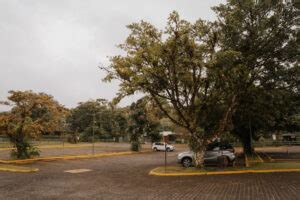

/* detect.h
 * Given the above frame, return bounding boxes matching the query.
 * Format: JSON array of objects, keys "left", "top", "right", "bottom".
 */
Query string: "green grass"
[{"left": 153, "top": 166, "right": 206, "bottom": 174}]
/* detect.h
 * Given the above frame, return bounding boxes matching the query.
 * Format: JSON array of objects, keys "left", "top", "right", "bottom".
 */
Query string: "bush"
[{"left": 11, "top": 141, "right": 40, "bottom": 159}]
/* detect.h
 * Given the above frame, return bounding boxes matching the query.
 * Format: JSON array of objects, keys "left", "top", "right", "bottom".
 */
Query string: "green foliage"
[
  {"left": 127, "top": 97, "right": 165, "bottom": 150},
  {"left": 10, "top": 140, "right": 40, "bottom": 159},
  {"left": 127, "top": 99, "right": 148, "bottom": 151},
  {"left": 67, "top": 99, "right": 128, "bottom": 142},
  {"left": 103, "top": 11, "right": 236, "bottom": 162},
  {"left": 213, "top": 0, "right": 299, "bottom": 154},
  {"left": 102, "top": 0, "right": 299, "bottom": 163}
]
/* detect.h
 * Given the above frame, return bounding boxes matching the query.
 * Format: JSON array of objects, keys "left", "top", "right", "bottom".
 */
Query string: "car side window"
[{"left": 213, "top": 147, "right": 220, "bottom": 151}]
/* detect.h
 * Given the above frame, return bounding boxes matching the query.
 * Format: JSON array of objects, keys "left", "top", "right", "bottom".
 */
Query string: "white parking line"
[{"left": 64, "top": 169, "right": 92, "bottom": 173}]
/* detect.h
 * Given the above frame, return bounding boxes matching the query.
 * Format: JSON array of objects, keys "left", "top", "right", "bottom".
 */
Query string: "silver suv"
[{"left": 177, "top": 143, "right": 236, "bottom": 167}]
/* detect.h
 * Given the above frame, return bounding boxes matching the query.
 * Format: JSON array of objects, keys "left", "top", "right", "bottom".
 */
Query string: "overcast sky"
[{"left": 0, "top": 0, "right": 224, "bottom": 111}]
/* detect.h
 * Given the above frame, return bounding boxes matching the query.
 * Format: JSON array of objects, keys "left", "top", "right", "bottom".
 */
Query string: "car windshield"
[{"left": 206, "top": 141, "right": 233, "bottom": 151}]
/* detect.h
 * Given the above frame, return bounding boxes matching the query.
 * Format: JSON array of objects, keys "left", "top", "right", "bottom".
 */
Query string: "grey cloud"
[{"left": 0, "top": 0, "right": 224, "bottom": 111}]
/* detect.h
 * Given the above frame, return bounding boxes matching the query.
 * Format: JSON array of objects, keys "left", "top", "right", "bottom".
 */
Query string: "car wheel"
[
  {"left": 166, "top": 148, "right": 171, "bottom": 152},
  {"left": 182, "top": 157, "right": 192, "bottom": 168},
  {"left": 153, "top": 147, "right": 158, "bottom": 151},
  {"left": 218, "top": 156, "right": 229, "bottom": 168}
]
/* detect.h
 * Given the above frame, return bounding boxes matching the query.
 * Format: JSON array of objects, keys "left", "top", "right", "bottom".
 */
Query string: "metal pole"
[
  {"left": 164, "top": 137, "right": 167, "bottom": 173},
  {"left": 249, "top": 120, "right": 252, "bottom": 153},
  {"left": 165, "top": 143, "right": 167, "bottom": 173},
  {"left": 92, "top": 113, "right": 95, "bottom": 155},
  {"left": 62, "top": 131, "right": 64, "bottom": 155}
]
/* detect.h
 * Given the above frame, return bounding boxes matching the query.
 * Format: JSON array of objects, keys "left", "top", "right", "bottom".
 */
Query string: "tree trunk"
[
  {"left": 189, "top": 134, "right": 206, "bottom": 168},
  {"left": 194, "top": 149, "right": 205, "bottom": 168},
  {"left": 15, "top": 140, "right": 27, "bottom": 158},
  {"left": 241, "top": 133, "right": 254, "bottom": 155}
]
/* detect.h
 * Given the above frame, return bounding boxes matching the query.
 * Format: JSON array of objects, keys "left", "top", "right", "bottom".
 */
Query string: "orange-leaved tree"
[{"left": 0, "top": 90, "right": 67, "bottom": 159}]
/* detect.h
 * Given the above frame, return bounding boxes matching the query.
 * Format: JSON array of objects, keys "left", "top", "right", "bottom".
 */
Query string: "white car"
[{"left": 152, "top": 142, "right": 175, "bottom": 152}]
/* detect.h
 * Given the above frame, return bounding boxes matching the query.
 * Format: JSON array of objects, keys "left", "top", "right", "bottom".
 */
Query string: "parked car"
[
  {"left": 177, "top": 142, "right": 235, "bottom": 167},
  {"left": 282, "top": 133, "right": 297, "bottom": 141},
  {"left": 207, "top": 141, "right": 235, "bottom": 153},
  {"left": 152, "top": 142, "right": 175, "bottom": 152}
]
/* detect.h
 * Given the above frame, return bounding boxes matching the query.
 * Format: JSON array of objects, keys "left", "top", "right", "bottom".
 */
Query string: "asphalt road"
[{"left": 0, "top": 149, "right": 299, "bottom": 200}]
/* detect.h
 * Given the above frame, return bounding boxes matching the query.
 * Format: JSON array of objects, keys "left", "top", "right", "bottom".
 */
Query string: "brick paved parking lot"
[{"left": 0, "top": 146, "right": 299, "bottom": 200}]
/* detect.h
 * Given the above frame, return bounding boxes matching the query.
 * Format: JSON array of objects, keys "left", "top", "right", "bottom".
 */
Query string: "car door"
[
  {"left": 157, "top": 143, "right": 164, "bottom": 151},
  {"left": 204, "top": 147, "right": 221, "bottom": 165}
]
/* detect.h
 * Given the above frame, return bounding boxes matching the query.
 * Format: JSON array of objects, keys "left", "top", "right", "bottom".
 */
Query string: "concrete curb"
[
  {"left": 0, "top": 165, "right": 39, "bottom": 173},
  {"left": 149, "top": 167, "right": 300, "bottom": 177},
  {"left": 0, "top": 144, "right": 99, "bottom": 151},
  {"left": 0, "top": 151, "right": 151, "bottom": 164}
]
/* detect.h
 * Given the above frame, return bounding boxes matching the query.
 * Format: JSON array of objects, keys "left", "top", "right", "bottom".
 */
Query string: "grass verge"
[
  {"left": 245, "top": 152, "right": 264, "bottom": 167},
  {"left": 149, "top": 162, "right": 300, "bottom": 176}
]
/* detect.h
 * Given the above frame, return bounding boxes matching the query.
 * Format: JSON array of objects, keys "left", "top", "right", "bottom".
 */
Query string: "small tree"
[
  {"left": 127, "top": 99, "right": 148, "bottom": 151},
  {"left": 0, "top": 90, "right": 67, "bottom": 159}
]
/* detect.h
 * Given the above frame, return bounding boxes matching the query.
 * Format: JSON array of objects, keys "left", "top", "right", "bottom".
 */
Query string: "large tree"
[
  {"left": 213, "top": 0, "right": 299, "bottom": 154},
  {"left": 103, "top": 0, "right": 299, "bottom": 164},
  {"left": 103, "top": 12, "right": 237, "bottom": 167},
  {"left": 0, "top": 90, "right": 67, "bottom": 159}
]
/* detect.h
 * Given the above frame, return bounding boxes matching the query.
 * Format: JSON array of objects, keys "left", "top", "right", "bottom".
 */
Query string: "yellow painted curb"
[
  {"left": 0, "top": 147, "right": 13, "bottom": 151},
  {"left": 0, "top": 165, "right": 39, "bottom": 173},
  {"left": 149, "top": 167, "right": 300, "bottom": 177},
  {"left": 0, "top": 150, "right": 151, "bottom": 164},
  {"left": 0, "top": 144, "right": 97, "bottom": 151}
]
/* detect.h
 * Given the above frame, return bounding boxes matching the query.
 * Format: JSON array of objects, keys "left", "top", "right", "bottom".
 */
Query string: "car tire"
[
  {"left": 153, "top": 147, "right": 158, "bottom": 151},
  {"left": 166, "top": 148, "right": 171, "bottom": 152},
  {"left": 182, "top": 157, "right": 192, "bottom": 168}
]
